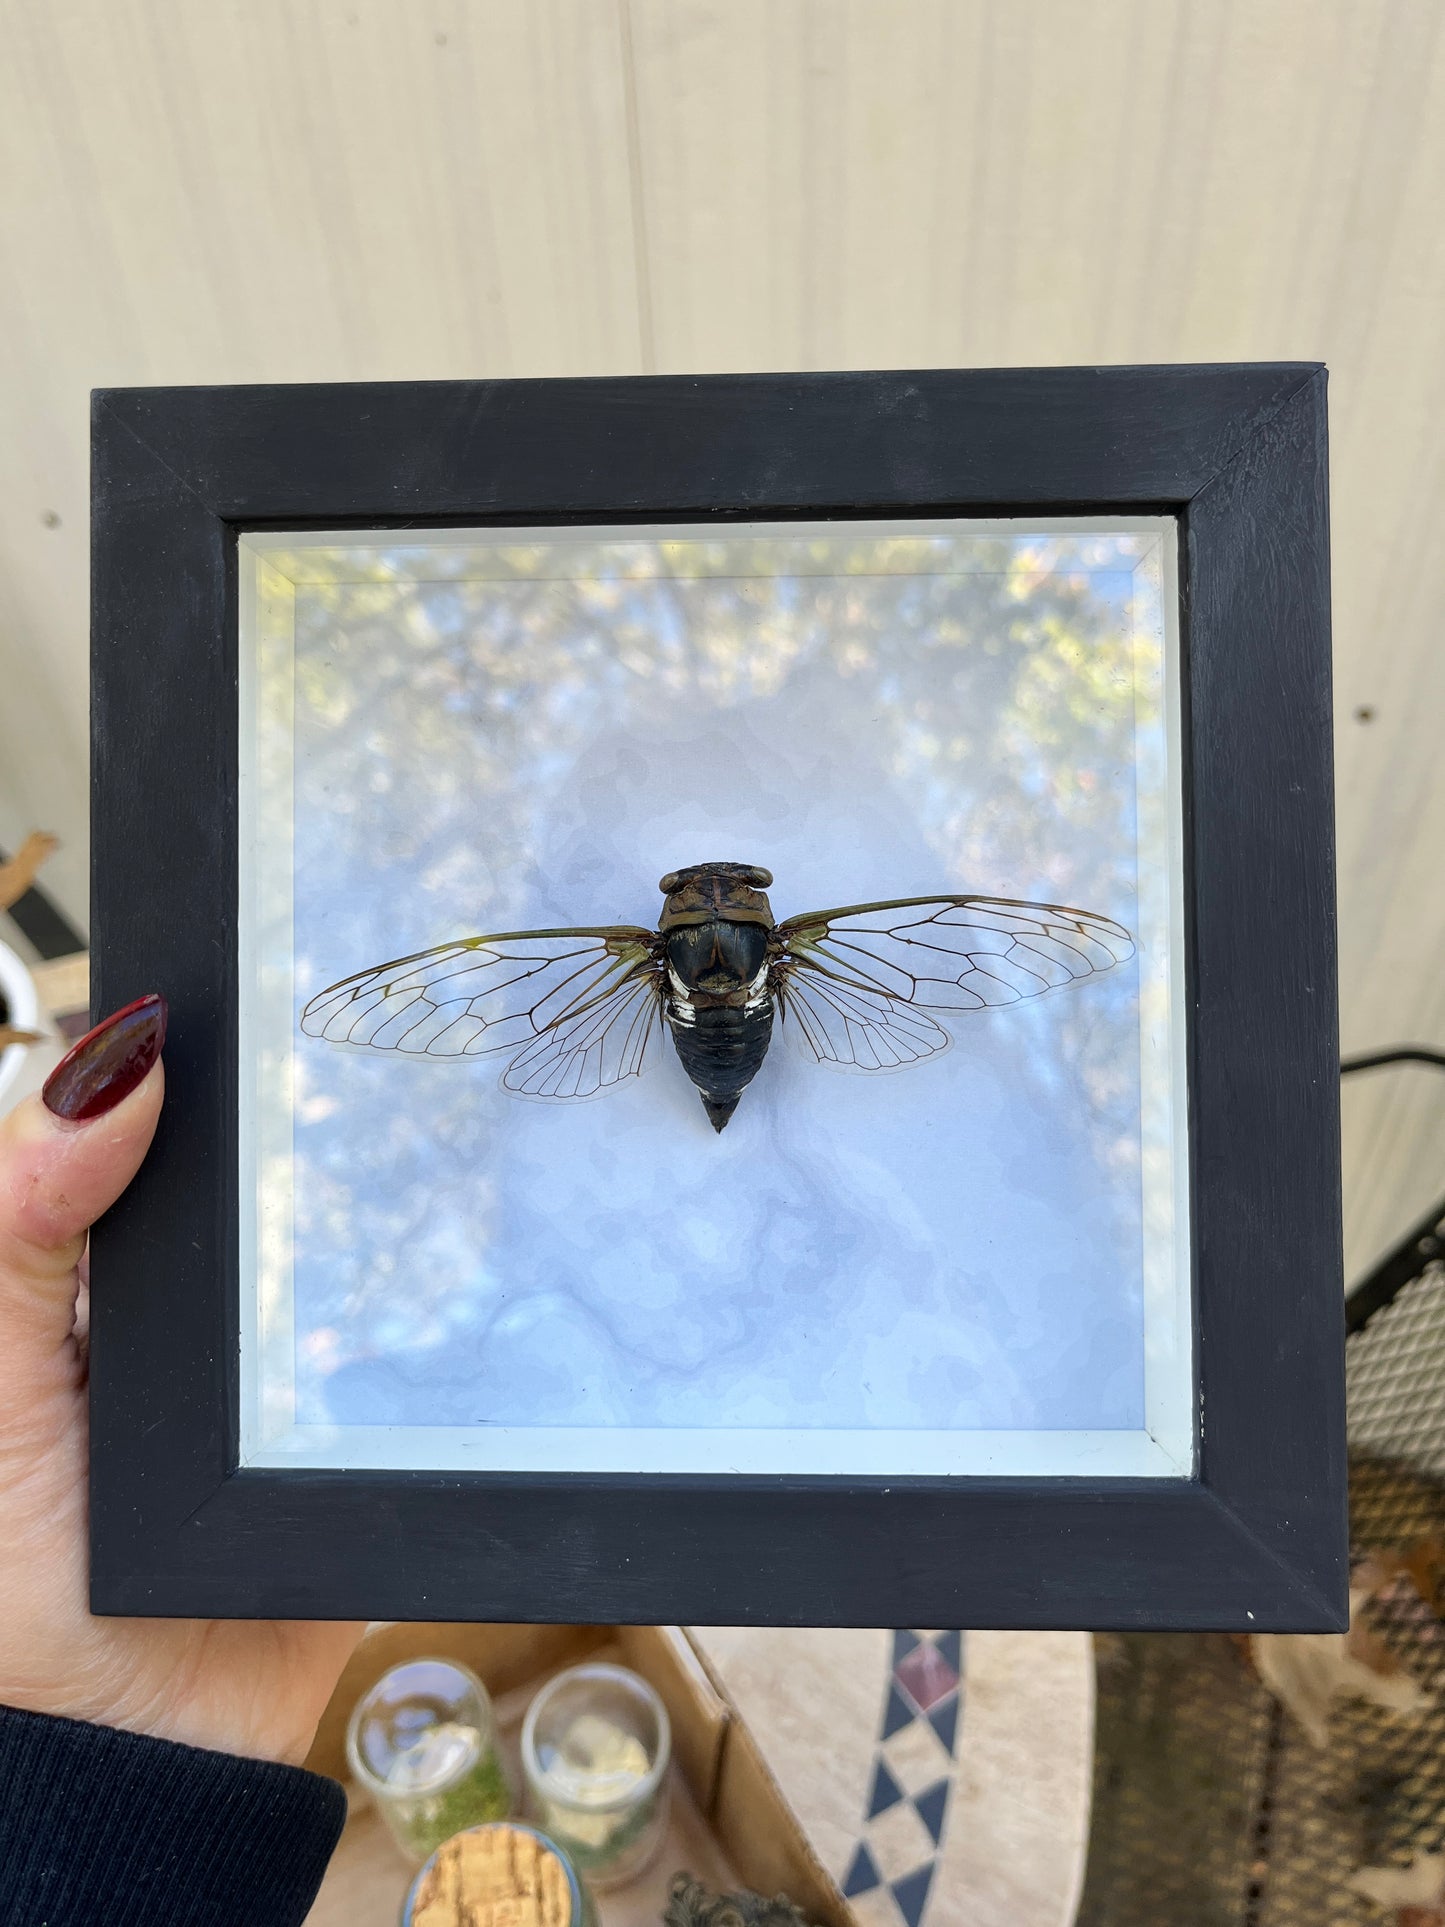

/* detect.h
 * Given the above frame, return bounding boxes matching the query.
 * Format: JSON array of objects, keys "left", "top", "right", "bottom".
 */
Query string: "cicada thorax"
[{"left": 657, "top": 863, "right": 777, "bottom": 1131}]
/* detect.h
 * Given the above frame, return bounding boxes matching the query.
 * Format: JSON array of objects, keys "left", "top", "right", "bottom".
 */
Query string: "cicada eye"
[
  {"left": 658, "top": 870, "right": 682, "bottom": 893},
  {"left": 742, "top": 866, "right": 774, "bottom": 887}
]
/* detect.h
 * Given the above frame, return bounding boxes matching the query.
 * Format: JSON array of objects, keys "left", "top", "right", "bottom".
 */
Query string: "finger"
[{"left": 0, "top": 996, "right": 166, "bottom": 1353}]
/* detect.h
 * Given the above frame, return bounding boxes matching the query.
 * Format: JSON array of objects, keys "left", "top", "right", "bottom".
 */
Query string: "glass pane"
[{"left": 237, "top": 517, "right": 1189, "bottom": 1478}]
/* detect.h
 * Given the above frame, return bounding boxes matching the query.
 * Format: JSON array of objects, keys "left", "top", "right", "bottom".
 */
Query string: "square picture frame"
[{"left": 90, "top": 364, "right": 1344, "bottom": 1629}]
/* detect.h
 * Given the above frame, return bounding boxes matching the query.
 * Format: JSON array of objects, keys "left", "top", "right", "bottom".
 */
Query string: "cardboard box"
[{"left": 304, "top": 1623, "right": 850, "bottom": 1927}]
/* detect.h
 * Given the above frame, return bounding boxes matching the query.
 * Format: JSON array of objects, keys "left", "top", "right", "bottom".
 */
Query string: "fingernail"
[{"left": 42, "top": 994, "right": 168, "bottom": 1122}]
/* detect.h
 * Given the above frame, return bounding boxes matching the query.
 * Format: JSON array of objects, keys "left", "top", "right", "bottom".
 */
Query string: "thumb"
[{"left": 0, "top": 996, "right": 166, "bottom": 1355}]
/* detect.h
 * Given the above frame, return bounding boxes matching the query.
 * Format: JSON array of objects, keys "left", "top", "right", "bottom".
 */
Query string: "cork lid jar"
[{"left": 402, "top": 1821, "right": 594, "bottom": 1927}]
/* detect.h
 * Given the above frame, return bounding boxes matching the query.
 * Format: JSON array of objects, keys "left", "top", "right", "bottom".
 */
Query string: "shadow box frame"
[{"left": 89, "top": 364, "right": 1344, "bottom": 1631}]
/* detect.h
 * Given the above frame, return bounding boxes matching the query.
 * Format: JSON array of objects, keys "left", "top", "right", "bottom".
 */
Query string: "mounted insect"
[{"left": 300, "top": 863, "right": 1134, "bottom": 1132}]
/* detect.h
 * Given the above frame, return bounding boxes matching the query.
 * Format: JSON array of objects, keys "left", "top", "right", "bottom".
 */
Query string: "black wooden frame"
[{"left": 90, "top": 366, "right": 1344, "bottom": 1630}]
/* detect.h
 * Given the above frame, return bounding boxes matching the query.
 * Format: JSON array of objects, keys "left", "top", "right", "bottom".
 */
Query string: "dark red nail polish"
[{"left": 42, "top": 994, "right": 168, "bottom": 1122}]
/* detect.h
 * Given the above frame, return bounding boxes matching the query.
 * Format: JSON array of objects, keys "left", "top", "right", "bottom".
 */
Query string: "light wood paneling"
[{"left": 2, "top": 0, "right": 1443, "bottom": 1276}]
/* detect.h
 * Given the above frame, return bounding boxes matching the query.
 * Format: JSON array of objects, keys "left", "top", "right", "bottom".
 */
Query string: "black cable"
[
  {"left": 1341, "top": 1046, "right": 1445, "bottom": 1076},
  {"left": 1341, "top": 1044, "right": 1445, "bottom": 1323}
]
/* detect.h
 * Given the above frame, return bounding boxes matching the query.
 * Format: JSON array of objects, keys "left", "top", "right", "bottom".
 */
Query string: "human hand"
[{"left": 0, "top": 995, "right": 363, "bottom": 1766}]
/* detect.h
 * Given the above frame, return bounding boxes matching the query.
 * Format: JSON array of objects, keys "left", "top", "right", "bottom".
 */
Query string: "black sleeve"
[{"left": 0, "top": 1703, "right": 347, "bottom": 1926}]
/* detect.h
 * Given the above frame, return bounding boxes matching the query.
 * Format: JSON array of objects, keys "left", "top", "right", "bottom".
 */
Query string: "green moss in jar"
[
  {"left": 536, "top": 1783, "right": 659, "bottom": 1875},
  {"left": 347, "top": 1658, "right": 513, "bottom": 1868},
  {"left": 523, "top": 1669, "right": 672, "bottom": 1890},
  {"left": 391, "top": 1739, "right": 513, "bottom": 1860}
]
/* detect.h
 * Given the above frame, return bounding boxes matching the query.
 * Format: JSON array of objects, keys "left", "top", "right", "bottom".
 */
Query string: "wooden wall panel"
[{"left": 2, "top": 0, "right": 1444, "bottom": 1276}]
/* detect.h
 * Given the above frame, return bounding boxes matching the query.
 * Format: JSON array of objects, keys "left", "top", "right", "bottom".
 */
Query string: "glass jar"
[
  {"left": 346, "top": 1656, "right": 512, "bottom": 1864},
  {"left": 402, "top": 1821, "right": 595, "bottom": 1927},
  {"left": 521, "top": 1663, "right": 671, "bottom": 1891}
]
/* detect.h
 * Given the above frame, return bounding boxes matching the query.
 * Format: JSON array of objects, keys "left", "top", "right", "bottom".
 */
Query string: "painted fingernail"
[{"left": 42, "top": 994, "right": 168, "bottom": 1122}]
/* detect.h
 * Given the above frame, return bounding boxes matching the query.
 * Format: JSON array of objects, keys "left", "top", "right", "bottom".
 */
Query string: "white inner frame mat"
[{"left": 238, "top": 517, "right": 1192, "bottom": 1478}]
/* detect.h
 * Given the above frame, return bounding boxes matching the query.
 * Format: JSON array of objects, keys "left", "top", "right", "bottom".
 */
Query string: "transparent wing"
[
  {"left": 299, "top": 926, "right": 660, "bottom": 1060},
  {"left": 501, "top": 967, "right": 664, "bottom": 1100},
  {"left": 775, "top": 968, "right": 953, "bottom": 1073},
  {"left": 775, "top": 894, "right": 1134, "bottom": 1051}
]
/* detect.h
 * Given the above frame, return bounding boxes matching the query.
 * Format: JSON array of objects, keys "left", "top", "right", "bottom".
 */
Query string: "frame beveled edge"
[{"left": 89, "top": 365, "right": 1345, "bottom": 1630}]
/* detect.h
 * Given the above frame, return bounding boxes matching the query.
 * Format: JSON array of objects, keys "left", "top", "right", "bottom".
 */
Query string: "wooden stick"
[{"left": 0, "top": 831, "right": 59, "bottom": 911}]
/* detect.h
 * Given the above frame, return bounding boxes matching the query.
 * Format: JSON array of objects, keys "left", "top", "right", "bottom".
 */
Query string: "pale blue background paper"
[{"left": 238, "top": 521, "right": 1189, "bottom": 1477}]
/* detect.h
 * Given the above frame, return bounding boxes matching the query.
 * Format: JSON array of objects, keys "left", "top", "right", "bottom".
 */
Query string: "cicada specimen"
[{"left": 300, "top": 862, "right": 1135, "bottom": 1132}]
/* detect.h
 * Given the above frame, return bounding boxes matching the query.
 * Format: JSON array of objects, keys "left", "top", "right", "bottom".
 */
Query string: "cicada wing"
[
  {"left": 299, "top": 926, "right": 660, "bottom": 1059},
  {"left": 775, "top": 968, "right": 952, "bottom": 1074},
  {"left": 775, "top": 895, "right": 1134, "bottom": 1014},
  {"left": 501, "top": 967, "right": 665, "bottom": 1101}
]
